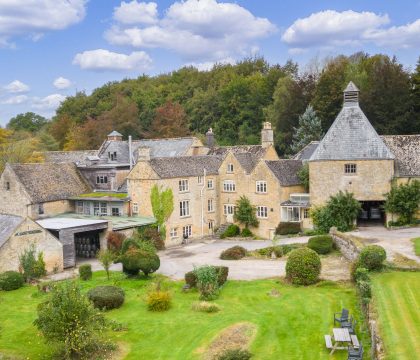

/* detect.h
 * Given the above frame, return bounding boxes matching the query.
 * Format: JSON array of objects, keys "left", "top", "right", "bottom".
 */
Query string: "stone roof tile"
[
  {"left": 265, "top": 160, "right": 303, "bottom": 186},
  {"left": 150, "top": 156, "right": 222, "bottom": 178},
  {"left": 0, "top": 214, "right": 24, "bottom": 249}
]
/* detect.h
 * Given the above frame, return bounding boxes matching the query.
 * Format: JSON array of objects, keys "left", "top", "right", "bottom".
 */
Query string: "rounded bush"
[
  {"left": 185, "top": 266, "right": 229, "bottom": 288},
  {"left": 87, "top": 286, "right": 125, "bottom": 310},
  {"left": 286, "top": 247, "right": 321, "bottom": 285},
  {"left": 222, "top": 224, "right": 240, "bottom": 238},
  {"left": 147, "top": 290, "right": 171, "bottom": 311},
  {"left": 220, "top": 246, "right": 247, "bottom": 260},
  {"left": 78, "top": 264, "right": 92, "bottom": 281},
  {"left": 275, "top": 222, "right": 301, "bottom": 235},
  {"left": 138, "top": 250, "right": 160, "bottom": 276},
  {"left": 240, "top": 228, "right": 253, "bottom": 237},
  {"left": 359, "top": 245, "right": 386, "bottom": 270},
  {"left": 0, "top": 271, "right": 25, "bottom": 291},
  {"left": 121, "top": 248, "right": 160, "bottom": 277},
  {"left": 307, "top": 235, "right": 333, "bottom": 254}
]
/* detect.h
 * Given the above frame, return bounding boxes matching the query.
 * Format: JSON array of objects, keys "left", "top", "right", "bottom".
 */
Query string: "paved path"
[{"left": 349, "top": 226, "right": 420, "bottom": 263}]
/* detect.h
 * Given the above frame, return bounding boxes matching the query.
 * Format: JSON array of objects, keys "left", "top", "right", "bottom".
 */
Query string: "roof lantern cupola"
[
  {"left": 343, "top": 81, "right": 359, "bottom": 106},
  {"left": 107, "top": 130, "right": 123, "bottom": 141}
]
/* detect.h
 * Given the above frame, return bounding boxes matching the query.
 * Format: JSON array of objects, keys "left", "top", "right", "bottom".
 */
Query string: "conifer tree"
[{"left": 291, "top": 105, "right": 323, "bottom": 153}]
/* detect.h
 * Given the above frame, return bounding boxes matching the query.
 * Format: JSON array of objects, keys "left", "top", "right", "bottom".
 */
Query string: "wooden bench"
[
  {"left": 351, "top": 335, "right": 360, "bottom": 348},
  {"left": 325, "top": 335, "right": 333, "bottom": 349}
]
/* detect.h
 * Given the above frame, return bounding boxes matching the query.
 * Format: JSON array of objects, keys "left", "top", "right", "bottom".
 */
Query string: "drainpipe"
[
  {"left": 129, "top": 135, "right": 133, "bottom": 170},
  {"left": 200, "top": 168, "right": 206, "bottom": 237}
]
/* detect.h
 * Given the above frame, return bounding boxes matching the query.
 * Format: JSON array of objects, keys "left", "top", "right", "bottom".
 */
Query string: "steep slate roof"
[
  {"left": 265, "top": 160, "right": 303, "bottom": 186},
  {"left": 293, "top": 141, "right": 320, "bottom": 161},
  {"left": 9, "top": 163, "right": 91, "bottom": 203},
  {"left": 150, "top": 156, "right": 222, "bottom": 178},
  {"left": 310, "top": 86, "right": 394, "bottom": 161},
  {"left": 108, "top": 130, "right": 123, "bottom": 137},
  {"left": 233, "top": 153, "right": 259, "bottom": 174},
  {"left": 43, "top": 150, "right": 99, "bottom": 166},
  {"left": 208, "top": 145, "right": 267, "bottom": 158},
  {"left": 381, "top": 135, "right": 420, "bottom": 177},
  {"left": 0, "top": 214, "right": 24, "bottom": 249}
]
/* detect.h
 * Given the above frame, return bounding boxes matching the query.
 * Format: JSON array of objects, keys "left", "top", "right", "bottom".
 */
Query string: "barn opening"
[{"left": 358, "top": 201, "right": 385, "bottom": 226}]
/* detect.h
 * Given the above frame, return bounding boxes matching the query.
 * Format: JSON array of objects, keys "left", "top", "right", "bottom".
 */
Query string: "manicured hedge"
[
  {"left": 0, "top": 271, "right": 25, "bottom": 291},
  {"left": 307, "top": 235, "right": 333, "bottom": 254},
  {"left": 286, "top": 248, "right": 321, "bottom": 285},
  {"left": 220, "top": 246, "right": 247, "bottom": 260},
  {"left": 275, "top": 222, "right": 301, "bottom": 235},
  {"left": 359, "top": 245, "right": 386, "bottom": 270},
  {"left": 87, "top": 286, "right": 125, "bottom": 310},
  {"left": 185, "top": 266, "right": 229, "bottom": 288}
]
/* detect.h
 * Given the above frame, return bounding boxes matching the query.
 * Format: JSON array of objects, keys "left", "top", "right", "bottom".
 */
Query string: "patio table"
[{"left": 330, "top": 327, "right": 351, "bottom": 355}]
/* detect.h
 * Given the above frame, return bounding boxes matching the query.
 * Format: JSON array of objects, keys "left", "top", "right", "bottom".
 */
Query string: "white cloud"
[
  {"left": 32, "top": 94, "right": 66, "bottom": 110},
  {"left": 186, "top": 57, "right": 235, "bottom": 71},
  {"left": 114, "top": 1, "right": 158, "bottom": 25},
  {"left": 282, "top": 10, "right": 420, "bottom": 50},
  {"left": 1, "top": 95, "right": 28, "bottom": 105},
  {"left": 53, "top": 77, "right": 72, "bottom": 90},
  {"left": 0, "top": 0, "right": 87, "bottom": 47},
  {"left": 4, "top": 80, "right": 30, "bottom": 93},
  {"left": 105, "top": 0, "right": 276, "bottom": 61},
  {"left": 73, "top": 49, "right": 152, "bottom": 71}
]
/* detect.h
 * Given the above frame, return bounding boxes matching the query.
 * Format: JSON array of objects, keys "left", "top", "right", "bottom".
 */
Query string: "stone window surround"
[
  {"left": 208, "top": 198, "right": 214, "bottom": 212},
  {"left": 344, "top": 163, "right": 357, "bottom": 174},
  {"left": 182, "top": 225, "right": 192, "bottom": 238},
  {"left": 179, "top": 179, "right": 189, "bottom": 192},
  {"left": 223, "top": 204, "right": 235, "bottom": 215},
  {"left": 170, "top": 227, "right": 178, "bottom": 238},
  {"left": 223, "top": 180, "right": 236, "bottom": 192},
  {"left": 132, "top": 202, "right": 139, "bottom": 214},
  {"left": 256, "top": 180, "right": 267, "bottom": 194},
  {"left": 180, "top": 200, "right": 190, "bottom": 217},
  {"left": 257, "top": 205, "right": 268, "bottom": 218},
  {"left": 227, "top": 163, "right": 234, "bottom": 173},
  {"left": 207, "top": 179, "right": 214, "bottom": 189}
]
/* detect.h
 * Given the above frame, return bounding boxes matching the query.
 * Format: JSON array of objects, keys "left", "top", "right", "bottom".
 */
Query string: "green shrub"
[
  {"left": 194, "top": 265, "right": 220, "bottom": 300},
  {"left": 87, "top": 286, "right": 125, "bottom": 310},
  {"left": 354, "top": 267, "right": 370, "bottom": 282},
  {"left": 384, "top": 180, "right": 420, "bottom": 225},
  {"left": 350, "top": 260, "right": 361, "bottom": 282},
  {"left": 359, "top": 245, "right": 387, "bottom": 270},
  {"left": 121, "top": 237, "right": 156, "bottom": 254},
  {"left": 137, "top": 250, "right": 160, "bottom": 276},
  {"left": 357, "top": 280, "right": 372, "bottom": 303},
  {"left": 220, "top": 246, "right": 247, "bottom": 260},
  {"left": 147, "top": 290, "right": 171, "bottom": 311},
  {"left": 0, "top": 271, "right": 25, "bottom": 291},
  {"left": 185, "top": 266, "right": 228, "bottom": 288},
  {"left": 286, "top": 248, "right": 321, "bottom": 285},
  {"left": 191, "top": 301, "right": 220, "bottom": 313},
  {"left": 275, "top": 222, "right": 301, "bottom": 235},
  {"left": 222, "top": 224, "right": 240, "bottom": 238},
  {"left": 121, "top": 248, "right": 160, "bottom": 277},
  {"left": 137, "top": 225, "right": 165, "bottom": 250},
  {"left": 79, "top": 264, "right": 92, "bottom": 281},
  {"left": 255, "top": 246, "right": 282, "bottom": 258},
  {"left": 34, "top": 281, "right": 112, "bottom": 359},
  {"left": 218, "top": 348, "right": 252, "bottom": 360},
  {"left": 241, "top": 228, "right": 253, "bottom": 237},
  {"left": 18, "top": 244, "right": 47, "bottom": 281},
  {"left": 307, "top": 235, "right": 333, "bottom": 254}
]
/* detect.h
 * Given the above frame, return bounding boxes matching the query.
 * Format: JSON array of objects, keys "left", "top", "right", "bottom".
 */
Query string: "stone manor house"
[{"left": 0, "top": 82, "right": 419, "bottom": 273}]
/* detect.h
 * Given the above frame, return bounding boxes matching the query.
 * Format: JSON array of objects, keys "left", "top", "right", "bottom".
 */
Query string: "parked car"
[{"left": 370, "top": 208, "right": 381, "bottom": 219}]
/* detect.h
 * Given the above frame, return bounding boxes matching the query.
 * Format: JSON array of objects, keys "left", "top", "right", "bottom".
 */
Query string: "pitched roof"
[
  {"left": 150, "top": 156, "right": 222, "bottom": 178},
  {"left": 293, "top": 141, "right": 320, "bottom": 161},
  {"left": 265, "top": 160, "right": 303, "bottom": 186},
  {"left": 233, "top": 152, "right": 260, "bottom": 174},
  {"left": 344, "top": 81, "right": 359, "bottom": 92},
  {"left": 9, "top": 163, "right": 91, "bottom": 203},
  {"left": 43, "top": 150, "right": 99, "bottom": 166},
  {"left": 207, "top": 145, "right": 267, "bottom": 158},
  {"left": 108, "top": 130, "right": 123, "bottom": 137},
  {"left": 0, "top": 214, "right": 24, "bottom": 249},
  {"left": 310, "top": 105, "right": 394, "bottom": 161},
  {"left": 381, "top": 135, "right": 420, "bottom": 177}
]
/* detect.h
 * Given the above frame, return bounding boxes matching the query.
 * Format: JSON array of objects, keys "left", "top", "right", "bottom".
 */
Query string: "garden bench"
[
  {"left": 342, "top": 316, "right": 357, "bottom": 335},
  {"left": 348, "top": 344, "right": 364, "bottom": 359},
  {"left": 324, "top": 335, "right": 333, "bottom": 349},
  {"left": 351, "top": 335, "right": 360, "bottom": 348},
  {"left": 334, "top": 308, "right": 349, "bottom": 326}
]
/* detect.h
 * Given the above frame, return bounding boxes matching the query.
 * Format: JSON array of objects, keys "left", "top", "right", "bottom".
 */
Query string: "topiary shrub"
[
  {"left": 241, "top": 228, "right": 253, "bottom": 237},
  {"left": 0, "top": 271, "right": 25, "bottom": 291},
  {"left": 107, "top": 231, "right": 126, "bottom": 253},
  {"left": 222, "top": 224, "right": 240, "bottom": 238},
  {"left": 121, "top": 248, "right": 160, "bottom": 277},
  {"left": 147, "top": 289, "right": 171, "bottom": 312},
  {"left": 286, "top": 248, "right": 321, "bottom": 285},
  {"left": 220, "top": 246, "right": 247, "bottom": 260},
  {"left": 307, "top": 235, "right": 333, "bottom": 254},
  {"left": 359, "top": 245, "right": 386, "bottom": 271},
  {"left": 185, "top": 266, "right": 229, "bottom": 288},
  {"left": 87, "top": 286, "right": 125, "bottom": 310},
  {"left": 138, "top": 250, "right": 160, "bottom": 276},
  {"left": 218, "top": 348, "right": 252, "bottom": 360},
  {"left": 275, "top": 222, "right": 301, "bottom": 235},
  {"left": 79, "top": 264, "right": 92, "bottom": 281}
]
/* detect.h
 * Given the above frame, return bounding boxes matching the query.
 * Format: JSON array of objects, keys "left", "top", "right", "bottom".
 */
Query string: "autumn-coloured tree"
[{"left": 150, "top": 101, "right": 190, "bottom": 138}]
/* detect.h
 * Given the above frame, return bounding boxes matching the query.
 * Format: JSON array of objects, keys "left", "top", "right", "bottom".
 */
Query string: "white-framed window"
[
  {"left": 93, "top": 202, "right": 100, "bottom": 215},
  {"left": 132, "top": 202, "right": 139, "bottom": 214},
  {"left": 304, "top": 208, "right": 310, "bottom": 219},
  {"left": 207, "top": 179, "right": 214, "bottom": 189},
  {"left": 227, "top": 163, "right": 234, "bottom": 173},
  {"left": 344, "top": 163, "right": 357, "bottom": 174},
  {"left": 208, "top": 199, "right": 214, "bottom": 212},
  {"left": 223, "top": 180, "right": 236, "bottom": 192},
  {"left": 256, "top": 181, "right": 267, "bottom": 193},
  {"left": 224, "top": 204, "right": 235, "bottom": 215},
  {"left": 96, "top": 175, "right": 108, "bottom": 184},
  {"left": 180, "top": 200, "right": 190, "bottom": 217},
  {"left": 257, "top": 206, "right": 268, "bottom": 218},
  {"left": 183, "top": 225, "right": 192, "bottom": 238},
  {"left": 179, "top": 179, "right": 189, "bottom": 192},
  {"left": 112, "top": 207, "right": 121, "bottom": 216},
  {"left": 76, "top": 201, "right": 84, "bottom": 214},
  {"left": 170, "top": 228, "right": 178, "bottom": 238},
  {"left": 198, "top": 176, "right": 203, "bottom": 185},
  {"left": 83, "top": 202, "right": 91, "bottom": 215},
  {"left": 100, "top": 202, "right": 108, "bottom": 216}
]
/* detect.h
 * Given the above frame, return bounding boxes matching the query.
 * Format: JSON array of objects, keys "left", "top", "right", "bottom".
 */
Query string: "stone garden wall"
[{"left": 329, "top": 227, "right": 364, "bottom": 261}]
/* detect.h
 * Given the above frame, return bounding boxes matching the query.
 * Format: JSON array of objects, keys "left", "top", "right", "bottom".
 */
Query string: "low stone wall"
[{"left": 329, "top": 227, "right": 364, "bottom": 261}]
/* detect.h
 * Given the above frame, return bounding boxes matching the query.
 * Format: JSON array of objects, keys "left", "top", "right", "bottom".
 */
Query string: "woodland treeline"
[{"left": 1, "top": 52, "right": 420, "bottom": 172}]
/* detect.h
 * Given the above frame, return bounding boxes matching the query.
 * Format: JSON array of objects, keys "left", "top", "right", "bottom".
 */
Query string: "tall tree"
[
  {"left": 291, "top": 105, "right": 323, "bottom": 153},
  {"left": 7, "top": 112, "right": 48, "bottom": 133},
  {"left": 150, "top": 101, "right": 190, "bottom": 138}
]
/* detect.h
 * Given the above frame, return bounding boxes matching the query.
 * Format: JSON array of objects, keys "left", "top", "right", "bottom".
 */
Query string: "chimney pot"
[
  {"left": 206, "top": 128, "right": 215, "bottom": 148},
  {"left": 261, "top": 122, "right": 274, "bottom": 148},
  {"left": 137, "top": 147, "right": 151, "bottom": 161}
]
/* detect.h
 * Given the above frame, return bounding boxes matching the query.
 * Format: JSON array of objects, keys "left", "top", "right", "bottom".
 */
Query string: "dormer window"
[
  {"left": 227, "top": 163, "right": 234, "bottom": 173},
  {"left": 96, "top": 175, "right": 108, "bottom": 184},
  {"left": 345, "top": 163, "right": 357, "bottom": 174},
  {"left": 108, "top": 151, "right": 117, "bottom": 161}
]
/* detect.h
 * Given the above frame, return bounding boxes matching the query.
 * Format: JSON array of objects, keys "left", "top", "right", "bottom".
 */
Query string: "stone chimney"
[
  {"left": 343, "top": 81, "right": 359, "bottom": 107},
  {"left": 107, "top": 130, "right": 123, "bottom": 141},
  {"left": 137, "top": 147, "right": 151, "bottom": 161},
  {"left": 206, "top": 128, "right": 215, "bottom": 148},
  {"left": 261, "top": 122, "right": 274, "bottom": 148}
]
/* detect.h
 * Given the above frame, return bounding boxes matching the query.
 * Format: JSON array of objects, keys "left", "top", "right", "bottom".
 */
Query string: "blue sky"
[{"left": 1, "top": 0, "right": 419, "bottom": 126}]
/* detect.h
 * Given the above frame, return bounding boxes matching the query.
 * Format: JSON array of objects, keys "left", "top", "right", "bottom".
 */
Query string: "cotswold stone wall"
[{"left": 329, "top": 227, "right": 364, "bottom": 261}]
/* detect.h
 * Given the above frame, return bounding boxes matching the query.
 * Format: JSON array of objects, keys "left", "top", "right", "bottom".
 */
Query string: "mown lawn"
[
  {"left": 412, "top": 237, "right": 420, "bottom": 256},
  {"left": 0, "top": 272, "right": 371, "bottom": 360},
  {"left": 371, "top": 272, "right": 420, "bottom": 360}
]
